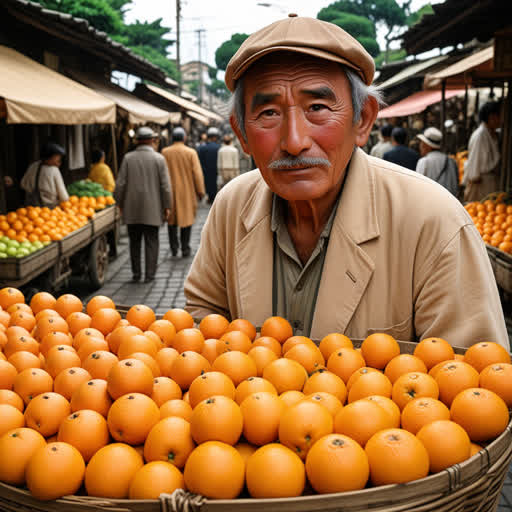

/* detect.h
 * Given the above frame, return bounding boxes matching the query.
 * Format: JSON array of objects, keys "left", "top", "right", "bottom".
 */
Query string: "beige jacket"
[
  {"left": 185, "top": 149, "right": 509, "bottom": 349},
  {"left": 162, "top": 142, "right": 205, "bottom": 227}
]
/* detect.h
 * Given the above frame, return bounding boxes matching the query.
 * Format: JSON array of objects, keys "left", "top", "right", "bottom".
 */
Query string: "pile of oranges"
[
  {"left": 465, "top": 195, "right": 512, "bottom": 253},
  {"left": 0, "top": 286, "right": 510, "bottom": 503},
  {"left": 0, "top": 196, "right": 115, "bottom": 244}
]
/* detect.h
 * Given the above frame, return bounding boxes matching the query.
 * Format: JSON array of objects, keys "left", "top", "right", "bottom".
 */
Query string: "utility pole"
[
  {"left": 176, "top": 0, "right": 181, "bottom": 94},
  {"left": 195, "top": 28, "right": 205, "bottom": 105}
]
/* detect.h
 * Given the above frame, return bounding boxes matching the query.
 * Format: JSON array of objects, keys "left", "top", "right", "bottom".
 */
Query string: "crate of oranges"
[{"left": 0, "top": 288, "right": 510, "bottom": 512}]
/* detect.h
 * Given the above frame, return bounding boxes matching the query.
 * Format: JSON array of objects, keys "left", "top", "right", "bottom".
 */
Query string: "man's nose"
[{"left": 280, "top": 108, "right": 312, "bottom": 156}]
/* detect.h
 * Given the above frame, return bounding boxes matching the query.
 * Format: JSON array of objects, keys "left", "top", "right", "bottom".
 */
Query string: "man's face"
[
  {"left": 419, "top": 140, "right": 430, "bottom": 157},
  {"left": 237, "top": 54, "right": 371, "bottom": 201},
  {"left": 46, "top": 154, "right": 62, "bottom": 167}
]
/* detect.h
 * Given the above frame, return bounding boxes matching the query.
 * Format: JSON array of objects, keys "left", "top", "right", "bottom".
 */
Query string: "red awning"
[{"left": 377, "top": 89, "right": 464, "bottom": 118}]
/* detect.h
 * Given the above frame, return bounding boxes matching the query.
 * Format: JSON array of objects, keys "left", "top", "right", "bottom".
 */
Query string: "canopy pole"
[
  {"left": 441, "top": 80, "right": 446, "bottom": 150},
  {"left": 110, "top": 124, "right": 118, "bottom": 177},
  {"left": 501, "top": 81, "right": 511, "bottom": 192},
  {"left": 463, "top": 83, "right": 469, "bottom": 142}
]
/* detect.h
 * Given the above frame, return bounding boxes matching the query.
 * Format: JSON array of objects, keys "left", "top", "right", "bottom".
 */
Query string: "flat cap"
[
  {"left": 225, "top": 15, "right": 375, "bottom": 92},
  {"left": 135, "top": 126, "right": 157, "bottom": 140},
  {"left": 172, "top": 126, "right": 186, "bottom": 137}
]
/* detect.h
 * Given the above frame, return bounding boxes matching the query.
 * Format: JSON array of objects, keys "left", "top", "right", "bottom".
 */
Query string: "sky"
[{"left": 124, "top": 0, "right": 439, "bottom": 71}]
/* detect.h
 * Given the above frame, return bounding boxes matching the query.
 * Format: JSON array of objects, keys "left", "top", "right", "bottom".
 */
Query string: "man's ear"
[
  {"left": 354, "top": 96, "right": 379, "bottom": 148},
  {"left": 230, "top": 114, "right": 251, "bottom": 155}
]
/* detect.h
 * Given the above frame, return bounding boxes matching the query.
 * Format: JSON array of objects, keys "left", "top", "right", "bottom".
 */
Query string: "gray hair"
[{"left": 230, "top": 66, "right": 384, "bottom": 141}]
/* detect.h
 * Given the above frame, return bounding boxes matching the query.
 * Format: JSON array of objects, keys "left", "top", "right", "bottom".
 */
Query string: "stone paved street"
[{"left": 66, "top": 202, "right": 512, "bottom": 509}]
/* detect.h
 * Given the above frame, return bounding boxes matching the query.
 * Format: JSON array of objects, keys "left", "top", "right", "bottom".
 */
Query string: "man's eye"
[
  {"left": 310, "top": 104, "right": 327, "bottom": 112},
  {"left": 260, "top": 109, "right": 278, "bottom": 117}
]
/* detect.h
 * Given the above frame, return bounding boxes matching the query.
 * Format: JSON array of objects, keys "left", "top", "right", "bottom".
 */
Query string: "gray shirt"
[
  {"left": 370, "top": 141, "right": 393, "bottom": 159},
  {"left": 416, "top": 151, "right": 459, "bottom": 197}
]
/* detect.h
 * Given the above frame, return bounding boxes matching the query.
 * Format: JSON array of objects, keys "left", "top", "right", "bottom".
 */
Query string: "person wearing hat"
[
  {"left": 114, "top": 126, "right": 172, "bottom": 283},
  {"left": 370, "top": 124, "right": 393, "bottom": 159},
  {"left": 217, "top": 134, "right": 240, "bottom": 186},
  {"left": 184, "top": 15, "right": 508, "bottom": 349},
  {"left": 416, "top": 127, "right": 459, "bottom": 197},
  {"left": 21, "top": 142, "right": 69, "bottom": 208},
  {"left": 161, "top": 127, "right": 205, "bottom": 258},
  {"left": 198, "top": 127, "right": 221, "bottom": 204}
]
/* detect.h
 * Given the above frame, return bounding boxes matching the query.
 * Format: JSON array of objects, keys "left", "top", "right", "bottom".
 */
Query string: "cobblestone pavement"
[{"left": 69, "top": 203, "right": 512, "bottom": 508}]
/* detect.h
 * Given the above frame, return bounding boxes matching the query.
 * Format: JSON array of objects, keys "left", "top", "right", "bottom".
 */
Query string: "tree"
[
  {"left": 406, "top": 3, "right": 433, "bottom": 27},
  {"left": 215, "top": 33, "right": 249, "bottom": 71},
  {"left": 207, "top": 79, "right": 230, "bottom": 101}
]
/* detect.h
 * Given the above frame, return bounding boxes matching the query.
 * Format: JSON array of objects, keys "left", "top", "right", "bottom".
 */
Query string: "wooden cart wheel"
[{"left": 88, "top": 235, "right": 108, "bottom": 290}]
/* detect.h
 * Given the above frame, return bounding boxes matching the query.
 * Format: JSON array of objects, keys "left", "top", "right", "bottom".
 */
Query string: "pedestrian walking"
[
  {"left": 161, "top": 127, "right": 205, "bottom": 258},
  {"left": 383, "top": 127, "right": 420, "bottom": 171},
  {"left": 114, "top": 126, "right": 171, "bottom": 283},
  {"left": 416, "top": 127, "right": 459, "bottom": 197},
  {"left": 88, "top": 148, "right": 115, "bottom": 192},
  {"left": 217, "top": 134, "right": 240, "bottom": 186},
  {"left": 370, "top": 124, "right": 393, "bottom": 158},
  {"left": 198, "top": 127, "right": 221, "bottom": 204}
]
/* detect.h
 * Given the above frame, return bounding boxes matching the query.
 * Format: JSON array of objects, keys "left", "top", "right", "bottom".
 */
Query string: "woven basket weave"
[{"left": 0, "top": 339, "right": 510, "bottom": 512}]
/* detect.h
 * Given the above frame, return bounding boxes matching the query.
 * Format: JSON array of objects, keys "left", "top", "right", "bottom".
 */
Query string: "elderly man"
[
  {"left": 198, "top": 127, "right": 221, "bottom": 204},
  {"left": 185, "top": 15, "right": 508, "bottom": 349},
  {"left": 217, "top": 134, "right": 240, "bottom": 186},
  {"left": 162, "top": 127, "right": 205, "bottom": 258},
  {"left": 114, "top": 127, "right": 171, "bottom": 283}
]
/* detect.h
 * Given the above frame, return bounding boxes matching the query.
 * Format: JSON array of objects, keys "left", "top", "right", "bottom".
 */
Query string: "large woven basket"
[{"left": 0, "top": 340, "right": 510, "bottom": 512}]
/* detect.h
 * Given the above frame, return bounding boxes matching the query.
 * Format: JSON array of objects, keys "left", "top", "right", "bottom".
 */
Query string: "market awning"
[
  {"left": 187, "top": 110, "right": 210, "bottom": 126},
  {"left": 424, "top": 46, "right": 494, "bottom": 89},
  {"left": 146, "top": 84, "right": 223, "bottom": 123},
  {"left": 377, "top": 89, "right": 464, "bottom": 118},
  {"left": 0, "top": 45, "right": 116, "bottom": 124},
  {"left": 70, "top": 71, "right": 170, "bottom": 125}
]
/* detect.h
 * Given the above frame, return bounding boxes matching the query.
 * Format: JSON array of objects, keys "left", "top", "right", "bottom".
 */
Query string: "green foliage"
[
  {"left": 208, "top": 66, "right": 218, "bottom": 80},
  {"left": 331, "top": 13, "right": 376, "bottom": 38},
  {"left": 407, "top": 4, "right": 434, "bottom": 26},
  {"left": 356, "top": 36, "right": 380, "bottom": 57},
  {"left": 207, "top": 79, "right": 230, "bottom": 100},
  {"left": 318, "top": 0, "right": 405, "bottom": 27},
  {"left": 187, "top": 80, "right": 200, "bottom": 96},
  {"left": 121, "top": 19, "right": 173, "bottom": 54},
  {"left": 105, "top": 0, "right": 131, "bottom": 16},
  {"left": 128, "top": 45, "right": 179, "bottom": 80},
  {"left": 374, "top": 48, "right": 406, "bottom": 68},
  {"left": 215, "top": 33, "right": 249, "bottom": 71}
]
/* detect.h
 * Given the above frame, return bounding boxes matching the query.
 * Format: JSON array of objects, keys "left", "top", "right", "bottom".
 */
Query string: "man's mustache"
[{"left": 268, "top": 156, "right": 331, "bottom": 169}]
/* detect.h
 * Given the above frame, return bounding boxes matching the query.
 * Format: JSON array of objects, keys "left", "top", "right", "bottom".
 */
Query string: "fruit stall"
[{"left": 0, "top": 181, "right": 120, "bottom": 295}]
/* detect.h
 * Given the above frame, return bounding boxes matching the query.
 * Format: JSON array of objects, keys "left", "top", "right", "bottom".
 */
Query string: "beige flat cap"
[{"left": 225, "top": 14, "right": 375, "bottom": 92}]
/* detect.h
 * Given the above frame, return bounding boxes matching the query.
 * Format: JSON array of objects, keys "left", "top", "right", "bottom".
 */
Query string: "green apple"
[
  {"left": 0, "top": 242, "right": 6, "bottom": 252},
  {"left": 16, "top": 248, "right": 30, "bottom": 258},
  {"left": 0, "top": 252, "right": 7, "bottom": 258},
  {"left": 6, "top": 246, "right": 17, "bottom": 257},
  {"left": 7, "top": 240, "right": 20, "bottom": 249},
  {"left": 33, "top": 241, "right": 43, "bottom": 250},
  {"left": 0, "top": 236, "right": 10, "bottom": 244}
]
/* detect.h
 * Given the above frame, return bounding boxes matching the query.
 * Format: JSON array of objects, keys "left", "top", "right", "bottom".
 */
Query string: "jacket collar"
[{"left": 136, "top": 144, "right": 155, "bottom": 152}]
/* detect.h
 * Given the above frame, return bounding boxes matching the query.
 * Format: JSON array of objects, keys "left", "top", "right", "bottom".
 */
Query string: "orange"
[
  {"left": 384, "top": 354, "right": 428, "bottom": 384},
  {"left": 0, "top": 360, "right": 18, "bottom": 390},
  {"left": 391, "top": 371, "right": 439, "bottom": 410},
  {"left": 73, "top": 327, "right": 105, "bottom": 351},
  {"left": 326, "top": 348, "right": 366, "bottom": 383},
  {"left": 252, "top": 336, "right": 282, "bottom": 356},
  {"left": 35, "top": 315, "right": 69, "bottom": 342},
  {"left": 279, "top": 390, "right": 305, "bottom": 408},
  {"left": 282, "top": 335, "right": 316, "bottom": 355},
  {"left": 117, "top": 333, "right": 158, "bottom": 360},
  {"left": 90, "top": 308, "right": 121, "bottom": 335},
  {"left": 318, "top": 333, "right": 353, "bottom": 360},
  {"left": 53, "top": 367, "right": 92, "bottom": 401},
  {"left": 65, "top": 312, "right": 92, "bottom": 337},
  {"left": 212, "top": 350, "right": 257, "bottom": 386},
  {"left": 306, "top": 434, "right": 369, "bottom": 493},
  {"left": 302, "top": 369, "right": 347, "bottom": 403},
  {"left": 26, "top": 442, "right": 85, "bottom": 500},
  {"left": 234, "top": 442, "right": 257, "bottom": 464},
  {"left": 363, "top": 395, "right": 401, "bottom": 427},
  {"left": 24, "top": 392, "right": 70, "bottom": 437},
  {"left": 262, "top": 357, "right": 307, "bottom": 394},
  {"left": 334, "top": 399, "right": 393, "bottom": 447},
  {"left": 169, "top": 351, "right": 211, "bottom": 390},
  {"left": 0, "top": 287, "right": 25, "bottom": 310},
  {"left": 245, "top": 443, "right": 305, "bottom": 498},
  {"left": 107, "top": 358, "right": 154, "bottom": 399},
  {"left": 218, "top": 330, "right": 252, "bottom": 354},
  {"left": 144, "top": 329, "right": 165, "bottom": 352},
  {"left": 0, "top": 428, "right": 46, "bottom": 485},
  {"left": 428, "top": 358, "right": 456, "bottom": 379},
  {"left": 0, "top": 403, "right": 25, "bottom": 437},
  {"left": 188, "top": 371, "right": 235, "bottom": 408},
  {"left": 39, "top": 331, "right": 73, "bottom": 357},
  {"left": 29, "top": 292, "right": 56, "bottom": 315},
  {"left": 435, "top": 361, "right": 480, "bottom": 406},
  {"left": 413, "top": 337, "right": 455, "bottom": 370},
  {"left": 401, "top": 397, "right": 451, "bottom": 435},
  {"left": 86, "top": 295, "right": 116, "bottom": 316},
  {"left": 226, "top": 318, "right": 257, "bottom": 341},
  {"left": 163, "top": 308, "right": 194, "bottom": 332},
  {"left": 417, "top": 420, "right": 471, "bottom": 473},
  {"left": 450, "top": 388, "right": 509, "bottom": 442},
  {"left": 54, "top": 294, "right": 83, "bottom": 319},
  {"left": 160, "top": 399, "right": 193, "bottom": 422},
  {"left": 260, "top": 316, "right": 293, "bottom": 344},
  {"left": 143, "top": 416, "right": 195, "bottom": 468},
  {"left": 0, "top": 310, "right": 10, "bottom": 329},
  {"left": 7, "top": 350, "right": 41, "bottom": 373},
  {"left": 240, "top": 391, "right": 284, "bottom": 445},
  {"left": 129, "top": 461, "right": 184, "bottom": 499},
  {"left": 70, "top": 379, "right": 112, "bottom": 418},
  {"left": 199, "top": 313, "right": 229, "bottom": 339},
  {"left": 235, "top": 376, "right": 277, "bottom": 405},
  {"left": 0, "top": 389, "right": 24, "bottom": 412},
  {"left": 361, "top": 333, "right": 400, "bottom": 369},
  {"left": 126, "top": 304, "right": 156, "bottom": 331},
  {"left": 3, "top": 331, "right": 39, "bottom": 359},
  {"left": 184, "top": 441, "right": 245, "bottom": 499},
  {"left": 155, "top": 347, "right": 179, "bottom": 377},
  {"left": 302, "top": 392, "right": 343, "bottom": 418},
  {"left": 172, "top": 327, "right": 205, "bottom": 354},
  {"left": 284, "top": 343, "right": 325, "bottom": 374},
  {"left": 247, "top": 346, "right": 278, "bottom": 376},
  {"left": 85, "top": 443, "right": 143, "bottom": 498},
  {"left": 151, "top": 377, "right": 182, "bottom": 407},
  {"left": 57, "top": 409, "right": 110, "bottom": 462},
  {"left": 6, "top": 303, "right": 32, "bottom": 315},
  {"left": 80, "top": 350, "right": 118, "bottom": 380},
  {"left": 8, "top": 310, "right": 35, "bottom": 332},
  {"left": 479, "top": 363, "right": 512, "bottom": 407},
  {"left": 190, "top": 395, "right": 243, "bottom": 445},
  {"left": 13, "top": 368, "right": 53, "bottom": 405},
  {"left": 200, "top": 338, "right": 222, "bottom": 364},
  {"left": 348, "top": 371, "right": 393, "bottom": 403},
  {"left": 365, "top": 428, "right": 429, "bottom": 485},
  {"left": 106, "top": 325, "right": 142, "bottom": 354},
  {"left": 464, "top": 341, "right": 511, "bottom": 372},
  {"left": 107, "top": 393, "right": 160, "bottom": 445},
  {"left": 278, "top": 400, "right": 333, "bottom": 460},
  {"left": 45, "top": 346, "right": 81, "bottom": 378},
  {"left": 470, "top": 442, "right": 483, "bottom": 457},
  {"left": 148, "top": 319, "right": 176, "bottom": 348}
]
